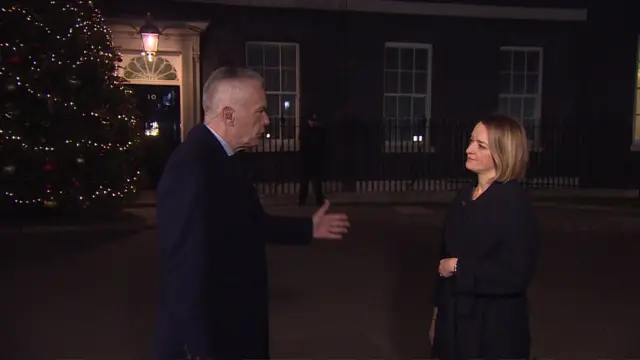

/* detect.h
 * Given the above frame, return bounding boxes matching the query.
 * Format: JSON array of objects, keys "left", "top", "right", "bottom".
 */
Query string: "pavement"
[
  {"left": 1, "top": 204, "right": 639, "bottom": 360},
  {"left": 1, "top": 187, "right": 637, "bottom": 235}
]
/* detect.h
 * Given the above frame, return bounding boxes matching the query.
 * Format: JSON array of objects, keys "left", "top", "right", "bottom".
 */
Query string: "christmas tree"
[{"left": 0, "top": 0, "right": 143, "bottom": 216}]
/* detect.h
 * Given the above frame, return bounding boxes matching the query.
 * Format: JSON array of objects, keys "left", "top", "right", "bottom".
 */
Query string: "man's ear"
[{"left": 222, "top": 106, "right": 235, "bottom": 126}]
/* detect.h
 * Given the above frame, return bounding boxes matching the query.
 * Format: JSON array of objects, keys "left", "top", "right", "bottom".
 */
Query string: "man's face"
[{"left": 227, "top": 80, "right": 269, "bottom": 149}]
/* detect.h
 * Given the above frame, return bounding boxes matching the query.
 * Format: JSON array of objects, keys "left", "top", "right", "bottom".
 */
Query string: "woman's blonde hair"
[{"left": 481, "top": 114, "right": 529, "bottom": 182}]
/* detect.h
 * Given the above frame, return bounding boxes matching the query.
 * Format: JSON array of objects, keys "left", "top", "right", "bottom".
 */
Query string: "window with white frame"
[
  {"left": 383, "top": 43, "right": 432, "bottom": 149},
  {"left": 498, "top": 47, "right": 543, "bottom": 147},
  {"left": 246, "top": 42, "right": 299, "bottom": 142}
]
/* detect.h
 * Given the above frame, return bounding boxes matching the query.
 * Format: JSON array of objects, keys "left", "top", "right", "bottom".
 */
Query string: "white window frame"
[
  {"left": 245, "top": 41, "right": 300, "bottom": 152},
  {"left": 498, "top": 46, "right": 544, "bottom": 152},
  {"left": 382, "top": 42, "right": 433, "bottom": 153}
]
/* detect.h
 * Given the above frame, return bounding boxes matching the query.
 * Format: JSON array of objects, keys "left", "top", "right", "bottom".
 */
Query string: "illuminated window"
[
  {"left": 246, "top": 42, "right": 299, "bottom": 142},
  {"left": 498, "top": 47, "right": 543, "bottom": 149},
  {"left": 123, "top": 56, "right": 178, "bottom": 81},
  {"left": 383, "top": 42, "right": 432, "bottom": 152}
]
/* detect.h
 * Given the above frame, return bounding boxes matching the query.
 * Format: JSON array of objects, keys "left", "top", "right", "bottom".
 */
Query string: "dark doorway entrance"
[{"left": 128, "top": 84, "right": 181, "bottom": 189}]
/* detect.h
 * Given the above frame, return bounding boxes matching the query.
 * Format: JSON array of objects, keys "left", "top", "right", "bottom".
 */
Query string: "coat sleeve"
[
  {"left": 432, "top": 187, "right": 467, "bottom": 307},
  {"left": 263, "top": 214, "right": 313, "bottom": 245},
  {"left": 432, "top": 213, "right": 449, "bottom": 307},
  {"left": 157, "top": 168, "right": 219, "bottom": 359},
  {"left": 454, "top": 192, "right": 539, "bottom": 295}
]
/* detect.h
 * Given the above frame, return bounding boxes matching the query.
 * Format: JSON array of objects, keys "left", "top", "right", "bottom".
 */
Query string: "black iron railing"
[{"left": 234, "top": 117, "right": 628, "bottom": 195}]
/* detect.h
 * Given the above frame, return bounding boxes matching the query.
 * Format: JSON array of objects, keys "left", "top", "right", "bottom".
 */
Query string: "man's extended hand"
[{"left": 312, "top": 200, "right": 350, "bottom": 239}]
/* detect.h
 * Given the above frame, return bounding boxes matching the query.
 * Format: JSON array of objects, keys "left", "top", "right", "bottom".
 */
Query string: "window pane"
[
  {"left": 498, "top": 96, "right": 509, "bottom": 113},
  {"left": 281, "top": 116, "right": 296, "bottom": 139},
  {"left": 513, "top": 74, "right": 525, "bottom": 94},
  {"left": 385, "top": 70, "right": 399, "bottom": 93},
  {"left": 412, "top": 96, "right": 426, "bottom": 119},
  {"left": 412, "top": 97, "right": 427, "bottom": 136},
  {"left": 267, "top": 94, "right": 280, "bottom": 118},
  {"left": 385, "top": 47, "right": 399, "bottom": 69},
  {"left": 265, "top": 69, "right": 281, "bottom": 91},
  {"left": 398, "top": 117, "right": 412, "bottom": 141},
  {"left": 398, "top": 96, "right": 412, "bottom": 119},
  {"left": 513, "top": 51, "right": 525, "bottom": 73},
  {"left": 268, "top": 117, "right": 281, "bottom": 139},
  {"left": 509, "top": 97, "right": 523, "bottom": 119},
  {"left": 523, "top": 97, "right": 536, "bottom": 118},
  {"left": 525, "top": 74, "right": 539, "bottom": 95},
  {"left": 415, "top": 49, "right": 428, "bottom": 71},
  {"left": 246, "top": 44, "right": 263, "bottom": 67},
  {"left": 526, "top": 51, "right": 540, "bottom": 73},
  {"left": 424, "top": 96, "right": 430, "bottom": 121},
  {"left": 384, "top": 95, "right": 397, "bottom": 119},
  {"left": 385, "top": 116, "right": 398, "bottom": 140},
  {"left": 500, "top": 72, "right": 512, "bottom": 94},
  {"left": 264, "top": 45, "right": 279, "bottom": 67},
  {"left": 399, "top": 71, "right": 413, "bottom": 94},
  {"left": 414, "top": 71, "right": 428, "bottom": 94},
  {"left": 400, "top": 48, "right": 414, "bottom": 70},
  {"left": 283, "top": 69, "right": 296, "bottom": 92},
  {"left": 282, "top": 45, "right": 296, "bottom": 69},
  {"left": 522, "top": 118, "right": 537, "bottom": 135},
  {"left": 522, "top": 119, "right": 536, "bottom": 143},
  {"left": 281, "top": 94, "right": 295, "bottom": 117},
  {"left": 500, "top": 50, "right": 512, "bottom": 72}
]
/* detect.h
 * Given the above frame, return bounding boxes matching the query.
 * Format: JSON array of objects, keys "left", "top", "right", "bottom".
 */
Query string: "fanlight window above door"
[{"left": 123, "top": 56, "right": 178, "bottom": 81}]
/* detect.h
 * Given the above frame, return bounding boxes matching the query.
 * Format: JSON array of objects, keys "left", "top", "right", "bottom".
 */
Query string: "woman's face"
[{"left": 465, "top": 122, "right": 495, "bottom": 175}]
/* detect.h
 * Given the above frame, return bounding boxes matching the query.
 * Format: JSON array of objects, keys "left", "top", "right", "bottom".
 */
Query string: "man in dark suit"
[{"left": 153, "top": 67, "right": 350, "bottom": 360}]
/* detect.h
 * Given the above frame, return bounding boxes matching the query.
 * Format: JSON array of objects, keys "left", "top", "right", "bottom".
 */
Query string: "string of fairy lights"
[
  {"left": 4, "top": 171, "right": 141, "bottom": 207},
  {"left": 0, "top": 129, "right": 138, "bottom": 152},
  {"left": 1, "top": 1, "right": 142, "bottom": 207}
]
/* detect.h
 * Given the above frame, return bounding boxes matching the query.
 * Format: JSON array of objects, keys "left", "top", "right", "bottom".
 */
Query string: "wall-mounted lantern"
[
  {"left": 139, "top": 13, "right": 161, "bottom": 58},
  {"left": 106, "top": 13, "right": 205, "bottom": 61}
]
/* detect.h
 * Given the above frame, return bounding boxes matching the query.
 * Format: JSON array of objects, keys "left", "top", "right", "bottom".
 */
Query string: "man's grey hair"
[{"left": 202, "top": 66, "right": 265, "bottom": 120}]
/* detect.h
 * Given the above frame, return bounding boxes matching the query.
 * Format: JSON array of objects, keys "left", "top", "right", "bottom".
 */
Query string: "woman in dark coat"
[{"left": 430, "top": 114, "right": 540, "bottom": 360}]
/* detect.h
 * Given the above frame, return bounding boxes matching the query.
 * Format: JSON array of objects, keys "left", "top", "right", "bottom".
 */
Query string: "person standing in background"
[{"left": 298, "top": 113, "right": 327, "bottom": 206}]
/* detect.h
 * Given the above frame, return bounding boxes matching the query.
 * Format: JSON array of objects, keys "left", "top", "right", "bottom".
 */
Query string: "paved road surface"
[{"left": 1, "top": 204, "right": 639, "bottom": 360}]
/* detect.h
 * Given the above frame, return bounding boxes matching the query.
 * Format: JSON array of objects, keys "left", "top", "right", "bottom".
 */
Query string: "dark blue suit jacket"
[{"left": 153, "top": 124, "right": 312, "bottom": 360}]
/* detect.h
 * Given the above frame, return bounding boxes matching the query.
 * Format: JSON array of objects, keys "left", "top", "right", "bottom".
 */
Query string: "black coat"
[
  {"left": 432, "top": 180, "right": 539, "bottom": 360},
  {"left": 153, "top": 124, "right": 312, "bottom": 360},
  {"left": 299, "top": 124, "right": 326, "bottom": 159}
]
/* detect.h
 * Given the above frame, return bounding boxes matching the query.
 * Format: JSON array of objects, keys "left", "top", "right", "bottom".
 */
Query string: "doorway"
[{"left": 128, "top": 84, "right": 181, "bottom": 189}]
